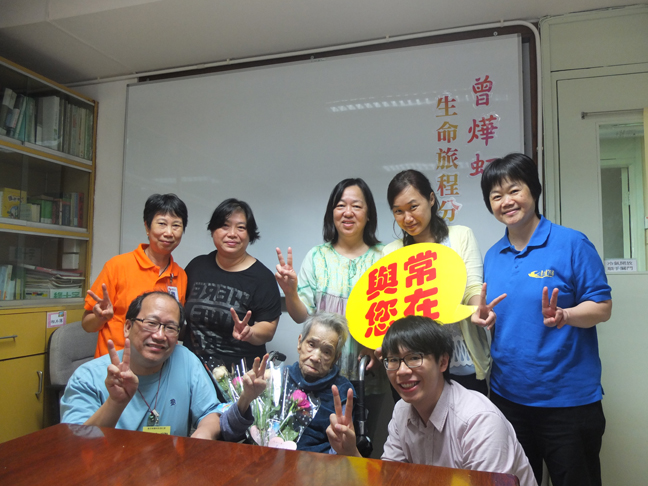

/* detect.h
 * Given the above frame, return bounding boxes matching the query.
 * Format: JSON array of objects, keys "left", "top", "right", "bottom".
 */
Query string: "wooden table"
[{"left": 0, "top": 424, "right": 520, "bottom": 485}]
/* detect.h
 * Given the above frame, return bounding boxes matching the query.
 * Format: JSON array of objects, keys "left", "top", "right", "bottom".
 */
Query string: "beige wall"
[{"left": 74, "top": 79, "right": 132, "bottom": 283}]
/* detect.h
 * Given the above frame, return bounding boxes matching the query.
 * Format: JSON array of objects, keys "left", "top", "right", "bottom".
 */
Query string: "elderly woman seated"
[{"left": 289, "top": 312, "right": 355, "bottom": 453}]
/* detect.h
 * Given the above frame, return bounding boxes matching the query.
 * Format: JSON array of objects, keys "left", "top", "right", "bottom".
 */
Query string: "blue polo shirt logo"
[{"left": 528, "top": 270, "right": 554, "bottom": 278}]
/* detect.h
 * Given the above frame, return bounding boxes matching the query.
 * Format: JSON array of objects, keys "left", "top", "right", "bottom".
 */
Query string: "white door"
[{"left": 556, "top": 71, "right": 648, "bottom": 484}]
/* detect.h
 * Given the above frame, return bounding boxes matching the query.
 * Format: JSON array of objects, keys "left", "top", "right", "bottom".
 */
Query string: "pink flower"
[
  {"left": 232, "top": 376, "right": 243, "bottom": 388},
  {"left": 291, "top": 390, "right": 310, "bottom": 410}
]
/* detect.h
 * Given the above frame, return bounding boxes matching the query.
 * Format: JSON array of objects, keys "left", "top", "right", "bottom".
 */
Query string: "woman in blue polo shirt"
[{"left": 475, "top": 153, "right": 612, "bottom": 486}]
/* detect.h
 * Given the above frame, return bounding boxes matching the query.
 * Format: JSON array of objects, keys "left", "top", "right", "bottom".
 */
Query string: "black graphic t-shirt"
[{"left": 184, "top": 251, "right": 281, "bottom": 370}]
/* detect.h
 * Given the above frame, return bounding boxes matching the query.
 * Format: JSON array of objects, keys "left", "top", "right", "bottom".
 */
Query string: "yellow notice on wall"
[{"left": 346, "top": 243, "right": 476, "bottom": 350}]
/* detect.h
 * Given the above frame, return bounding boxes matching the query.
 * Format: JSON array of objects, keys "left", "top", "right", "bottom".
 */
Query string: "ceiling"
[{"left": 0, "top": 0, "right": 640, "bottom": 85}]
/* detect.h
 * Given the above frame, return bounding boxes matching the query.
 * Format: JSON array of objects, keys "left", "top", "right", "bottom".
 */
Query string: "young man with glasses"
[
  {"left": 62, "top": 291, "right": 267, "bottom": 440},
  {"left": 327, "top": 315, "right": 537, "bottom": 486}
]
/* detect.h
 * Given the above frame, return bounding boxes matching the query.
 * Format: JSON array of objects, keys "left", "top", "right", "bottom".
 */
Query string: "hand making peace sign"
[
  {"left": 542, "top": 287, "right": 569, "bottom": 329},
  {"left": 241, "top": 354, "right": 269, "bottom": 402},
  {"left": 87, "top": 283, "right": 114, "bottom": 324},
  {"left": 471, "top": 283, "right": 507, "bottom": 331},
  {"left": 231, "top": 308, "right": 254, "bottom": 342},
  {"left": 105, "top": 338, "right": 139, "bottom": 404},
  {"left": 326, "top": 385, "right": 360, "bottom": 457},
  {"left": 274, "top": 247, "right": 298, "bottom": 295}
]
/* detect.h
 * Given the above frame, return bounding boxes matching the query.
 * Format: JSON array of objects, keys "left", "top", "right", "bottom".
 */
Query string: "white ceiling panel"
[
  {"left": 0, "top": 22, "right": 129, "bottom": 83},
  {"left": 0, "top": 0, "right": 641, "bottom": 84}
]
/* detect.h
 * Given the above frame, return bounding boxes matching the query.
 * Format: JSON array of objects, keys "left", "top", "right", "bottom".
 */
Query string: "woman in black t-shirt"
[{"left": 184, "top": 199, "right": 281, "bottom": 371}]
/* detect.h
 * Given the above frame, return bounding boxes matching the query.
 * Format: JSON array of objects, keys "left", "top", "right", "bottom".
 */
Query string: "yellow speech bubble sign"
[{"left": 346, "top": 243, "right": 476, "bottom": 349}]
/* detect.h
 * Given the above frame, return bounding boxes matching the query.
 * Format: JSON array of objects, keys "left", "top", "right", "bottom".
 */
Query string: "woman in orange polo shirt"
[{"left": 82, "top": 193, "right": 188, "bottom": 358}]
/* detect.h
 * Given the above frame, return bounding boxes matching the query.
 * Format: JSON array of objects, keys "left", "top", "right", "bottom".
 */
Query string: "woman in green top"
[{"left": 275, "top": 178, "right": 387, "bottom": 391}]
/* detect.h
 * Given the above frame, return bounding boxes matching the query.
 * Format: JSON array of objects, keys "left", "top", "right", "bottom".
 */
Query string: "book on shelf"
[
  {"left": 35, "top": 97, "right": 43, "bottom": 144},
  {"left": 77, "top": 105, "right": 85, "bottom": 159},
  {"left": 14, "top": 95, "right": 33, "bottom": 141},
  {"left": 12, "top": 265, "right": 25, "bottom": 300},
  {"left": 1, "top": 187, "right": 26, "bottom": 219},
  {"left": 58, "top": 97, "right": 65, "bottom": 152},
  {"left": 63, "top": 192, "right": 78, "bottom": 227},
  {"left": 18, "top": 263, "right": 83, "bottom": 277},
  {"left": 5, "top": 279, "right": 15, "bottom": 301},
  {"left": 25, "top": 286, "right": 83, "bottom": 299},
  {"left": 25, "top": 97, "right": 36, "bottom": 143},
  {"left": 26, "top": 193, "right": 84, "bottom": 227},
  {"left": 0, "top": 89, "right": 92, "bottom": 159},
  {"left": 25, "top": 288, "right": 49, "bottom": 299},
  {"left": 85, "top": 108, "right": 94, "bottom": 160},
  {"left": 21, "top": 263, "right": 84, "bottom": 300},
  {"left": 18, "top": 203, "right": 41, "bottom": 222},
  {"left": 27, "top": 195, "right": 53, "bottom": 224},
  {"left": 0, "top": 87, "right": 17, "bottom": 135},
  {"left": 6, "top": 94, "right": 26, "bottom": 138},
  {"left": 51, "top": 287, "right": 83, "bottom": 299},
  {"left": 50, "top": 196, "right": 65, "bottom": 226},
  {"left": 37, "top": 95, "right": 61, "bottom": 150},
  {"left": 0, "top": 264, "right": 13, "bottom": 300},
  {"left": 77, "top": 192, "right": 85, "bottom": 227},
  {"left": 60, "top": 195, "right": 71, "bottom": 226},
  {"left": 67, "top": 103, "right": 76, "bottom": 156},
  {"left": 71, "top": 192, "right": 79, "bottom": 227}
]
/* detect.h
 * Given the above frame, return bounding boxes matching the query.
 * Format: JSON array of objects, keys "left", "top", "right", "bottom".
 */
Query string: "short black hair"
[
  {"left": 207, "top": 198, "right": 260, "bottom": 243},
  {"left": 125, "top": 291, "right": 185, "bottom": 327},
  {"left": 382, "top": 315, "right": 453, "bottom": 384},
  {"left": 143, "top": 194, "right": 188, "bottom": 230},
  {"left": 322, "top": 178, "right": 380, "bottom": 246},
  {"left": 480, "top": 153, "right": 542, "bottom": 218},
  {"left": 386, "top": 170, "right": 448, "bottom": 246}
]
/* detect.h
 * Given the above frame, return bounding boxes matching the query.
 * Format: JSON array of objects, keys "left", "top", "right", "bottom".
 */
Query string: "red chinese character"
[
  {"left": 436, "top": 96, "right": 457, "bottom": 117},
  {"left": 469, "top": 153, "right": 497, "bottom": 176},
  {"left": 366, "top": 263, "right": 398, "bottom": 301},
  {"left": 436, "top": 173, "right": 459, "bottom": 197},
  {"left": 438, "top": 198, "right": 462, "bottom": 222},
  {"left": 404, "top": 287, "right": 440, "bottom": 319},
  {"left": 467, "top": 115, "right": 499, "bottom": 146},
  {"left": 404, "top": 250, "right": 437, "bottom": 288},
  {"left": 472, "top": 76, "right": 493, "bottom": 107},
  {"left": 436, "top": 121, "right": 458, "bottom": 143},
  {"left": 436, "top": 147, "right": 459, "bottom": 170},
  {"left": 365, "top": 299, "right": 398, "bottom": 338}
]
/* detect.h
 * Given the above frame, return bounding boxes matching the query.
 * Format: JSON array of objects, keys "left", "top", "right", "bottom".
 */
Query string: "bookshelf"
[
  {"left": 0, "top": 55, "right": 96, "bottom": 443},
  {"left": 0, "top": 56, "right": 95, "bottom": 307}
]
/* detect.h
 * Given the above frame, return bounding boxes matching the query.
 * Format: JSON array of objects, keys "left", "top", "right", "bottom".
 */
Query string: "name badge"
[
  {"left": 143, "top": 426, "right": 171, "bottom": 435},
  {"left": 167, "top": 286, "right": 179, "bottom": 300}
]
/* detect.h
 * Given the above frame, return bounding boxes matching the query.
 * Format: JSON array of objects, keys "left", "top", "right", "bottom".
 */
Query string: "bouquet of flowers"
[
  {"left": 212, "top": 359, "right": 320, "bottom": 450},
  {"left": 212, "top": 363, "right": 244, "bottom": 404}
]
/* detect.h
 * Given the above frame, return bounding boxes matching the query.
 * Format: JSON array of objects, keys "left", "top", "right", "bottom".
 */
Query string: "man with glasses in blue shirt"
[
  {"left": 327, "top": 315, "right": 536, "bottom": 486},
  {"left": 61, "top": 291, "right": 266, "bottom": 440}
]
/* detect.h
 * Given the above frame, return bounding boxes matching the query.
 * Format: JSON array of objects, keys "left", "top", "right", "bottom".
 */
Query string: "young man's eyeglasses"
[
  {"left": 133, "top": 318, "right": 180, "bottom": 337},
  {"left": 383, "top": 353, "right": 425, "bottom": 371}
]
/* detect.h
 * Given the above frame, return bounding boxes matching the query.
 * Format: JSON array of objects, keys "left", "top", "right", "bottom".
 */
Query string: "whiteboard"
[{"left": 122, "top": 35, "right": 524, "bottom": 279}]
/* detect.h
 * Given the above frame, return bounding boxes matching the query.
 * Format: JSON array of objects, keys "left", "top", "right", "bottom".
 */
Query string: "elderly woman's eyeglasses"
[
  {"left": 383, "top": 353, "right": 425, "bottom": 371},
  {"left": 133, "top": 318, "right": 180, "bottom": 337}
]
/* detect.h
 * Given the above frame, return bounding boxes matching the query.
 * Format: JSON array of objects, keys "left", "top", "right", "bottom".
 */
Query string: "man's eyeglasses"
[
  {"left": 383, "top": 353, "right": 425, "bottom": 371},
  {"left": 133, "top": 318, "right": 180, "bottom": 337}
]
